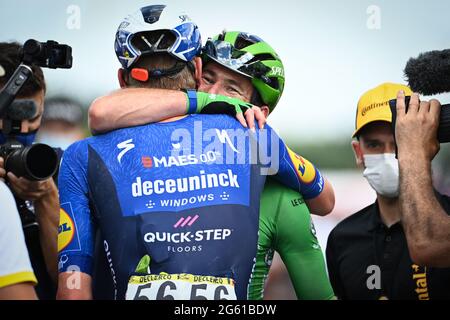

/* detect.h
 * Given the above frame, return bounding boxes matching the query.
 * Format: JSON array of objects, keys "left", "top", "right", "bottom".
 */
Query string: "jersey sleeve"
[
  {"left": 258, "top": 125, "right": 325, "bottom": 200},
  {"left": 274, "top": 186, "right": 335, "bottom": 300},
  {"left": 57, "top": 141, "right": 94, "bottom": 276},
  {"left": 0, "top": 182, "right": 37, "bottom": 288}
]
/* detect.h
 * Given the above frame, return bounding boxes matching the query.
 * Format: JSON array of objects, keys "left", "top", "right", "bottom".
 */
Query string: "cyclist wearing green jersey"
[{"left": 89, "top": 30, "right": 335, "bottom": 300}]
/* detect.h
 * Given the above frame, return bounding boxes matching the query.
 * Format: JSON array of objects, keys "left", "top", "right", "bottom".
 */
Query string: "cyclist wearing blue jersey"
[
  {"left": 57, "top": 5, "right": 332, "bottom": 300},
  {"left": 89, "top": 37, "right": 334, "bottom": 216},
  {"left": 89, "top": 28, "right": 336, "bottom": 299}
]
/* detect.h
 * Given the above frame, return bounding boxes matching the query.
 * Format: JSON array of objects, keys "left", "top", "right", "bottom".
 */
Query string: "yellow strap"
[{"left": 0, "top": 271, "right": 37, "bottom": 288}]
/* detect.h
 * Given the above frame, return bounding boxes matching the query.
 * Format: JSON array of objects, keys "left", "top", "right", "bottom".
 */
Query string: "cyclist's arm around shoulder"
[{"left": 89, "top": 88, "right": 188, "bottom": 134}]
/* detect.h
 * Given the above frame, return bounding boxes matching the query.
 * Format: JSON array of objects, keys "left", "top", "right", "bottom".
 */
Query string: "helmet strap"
[
  {"left": 118, "top": 69, "right": 127, "bottom": 88},
  {"left": 130, "top": 61, "right": 188, "bottom": 82}
]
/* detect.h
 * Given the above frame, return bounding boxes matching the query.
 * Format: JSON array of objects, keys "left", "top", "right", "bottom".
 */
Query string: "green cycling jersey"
[{"left": 248, "top": 178, "right": 335, "bottom": 300}]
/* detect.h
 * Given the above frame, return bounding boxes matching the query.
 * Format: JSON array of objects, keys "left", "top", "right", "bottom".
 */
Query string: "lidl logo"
[
  {"left": 287, "top": 148, "right": 316, "bottom": 184},
  {"left": 297, "top": 156, "right": 306, "bottom": 175},
  {"left": 58, "top": 208, "right": 75, "bottom": 252}
]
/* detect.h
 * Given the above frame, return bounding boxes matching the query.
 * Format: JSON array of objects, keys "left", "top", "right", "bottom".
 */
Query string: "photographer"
[
  {"left": 0, "top": 42, "right": 59, "bottom": 299},
  {"left": 395, "top": 91, "right": 450, "bottom": 267}
]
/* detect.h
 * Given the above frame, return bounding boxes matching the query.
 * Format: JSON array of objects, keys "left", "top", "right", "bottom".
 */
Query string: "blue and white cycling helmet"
[{"left": 115, "top": 4, "right": 201, "bottom": 72}]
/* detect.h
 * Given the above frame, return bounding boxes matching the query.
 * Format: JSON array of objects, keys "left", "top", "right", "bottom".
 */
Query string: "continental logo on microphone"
[
  {"left": 360, "top": 101, "right": 389, "bottom": 117},
  {"left": 287, "top": 148, "right": 316, "bottom": 184},
  {"left": 58, "top": 203, "right": 81, "bottom": 252}
]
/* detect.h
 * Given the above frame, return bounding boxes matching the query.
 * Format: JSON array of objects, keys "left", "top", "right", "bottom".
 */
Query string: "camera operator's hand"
[
  {"left": 395, "top": 91, "right": 450, "bottom": 268},
  {"left": 6, "top": 172, "right": 57, "bottom": 201},
  {"left": 7, "top": 171, "right": 59, "bottom": 282},
  {"left": 0, "top": 157, "right": 59, "bottom": 282},
  {"left": 395, "top": 91, "right": 441, "bottom": 161}
]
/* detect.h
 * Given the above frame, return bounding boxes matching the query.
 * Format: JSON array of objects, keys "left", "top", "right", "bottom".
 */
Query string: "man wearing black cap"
[{"left": 326, "top": 83, "right": 450, "bottom": 300}]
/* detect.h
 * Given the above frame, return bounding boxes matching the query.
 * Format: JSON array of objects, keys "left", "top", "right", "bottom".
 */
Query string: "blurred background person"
[
  {"left": 36, "top": 97, "right": 87, "bottom": 150},
  {"left": 325, "top": 83, "right": 450, "bottom": 300}
]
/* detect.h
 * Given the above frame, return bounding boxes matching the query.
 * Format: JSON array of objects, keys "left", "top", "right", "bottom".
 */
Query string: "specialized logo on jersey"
[
  {"left": 287, "top": 148, "right": 316, "bottom": 184},
  {"left": 216, "top": 129, "right": 240, "bottom": 153},
  {"left": 58, "top": 203, "right": 81, "bottom": 252},
  {"left": 117, "top": 139, "right": 135, "bottom": 164}
]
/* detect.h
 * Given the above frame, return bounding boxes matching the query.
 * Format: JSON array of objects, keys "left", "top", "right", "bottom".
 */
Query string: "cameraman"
[
  {"left": 0, "top": 42, "right": 59, "bottom": 299},
  {"left": 395, "top": 91, "right": 450, "bottom": 267}
]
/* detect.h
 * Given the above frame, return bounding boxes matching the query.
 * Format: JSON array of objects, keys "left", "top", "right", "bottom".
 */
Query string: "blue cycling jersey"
[{"left": 57, "top": 114, "right": 324, "bottom": 300}]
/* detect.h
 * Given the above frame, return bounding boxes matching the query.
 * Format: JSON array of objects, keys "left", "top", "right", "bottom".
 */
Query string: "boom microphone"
[
  {"left": 404, "top": 49, "right": 450, "bottom": 95},
  {"left": 389, "top": 49, "right": 450, "bottom": 143}
]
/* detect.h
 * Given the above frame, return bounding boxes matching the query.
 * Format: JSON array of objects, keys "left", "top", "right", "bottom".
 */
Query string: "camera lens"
[
  {"left": 5, "top": 143, "right": 58, "bottom": 181},
  {"left": 23, "top": 39, "right": 42, "bottom": 56}
]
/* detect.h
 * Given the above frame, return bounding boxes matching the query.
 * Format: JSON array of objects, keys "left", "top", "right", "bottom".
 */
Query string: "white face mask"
[
  {"left": 363, "top": 153, "right": 399, "bottom": 198},
  {"left": 36, "top": 132, "right": 77, "bottom": 150}
]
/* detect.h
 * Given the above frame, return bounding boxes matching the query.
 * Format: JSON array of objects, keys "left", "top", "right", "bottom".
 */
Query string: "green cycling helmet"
[{"left": 202, "top": 31, "right": 285, "bottom": 112}]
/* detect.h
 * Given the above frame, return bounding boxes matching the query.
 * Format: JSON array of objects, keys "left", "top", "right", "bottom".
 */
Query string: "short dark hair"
[{"left": 0, "top": 42, "right": 46, "bottom": 97}]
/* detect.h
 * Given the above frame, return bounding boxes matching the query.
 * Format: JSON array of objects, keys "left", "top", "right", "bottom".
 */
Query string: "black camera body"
[
  {"left": 389, "top": 98, "right": 450, "bottom": 144},
  {"left": 22, "top": 39, "right": 72, "bottom": 69}
]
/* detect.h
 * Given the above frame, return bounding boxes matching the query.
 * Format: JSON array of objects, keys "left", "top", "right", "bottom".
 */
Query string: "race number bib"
[{"left": 126, "top": 273, "right": 237, "bottom": 300}]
